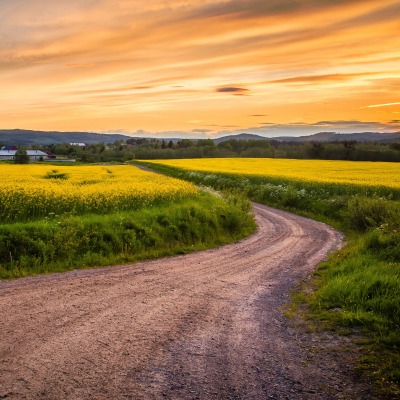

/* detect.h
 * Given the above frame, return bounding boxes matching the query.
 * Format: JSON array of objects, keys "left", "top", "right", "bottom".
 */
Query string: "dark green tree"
[{"left": 14, "top": 149, "right": 30, "bottom": 164}]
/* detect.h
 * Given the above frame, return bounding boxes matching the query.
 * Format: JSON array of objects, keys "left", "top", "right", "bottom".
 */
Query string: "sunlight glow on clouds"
[
  {"left": 365, "top": 102, "right": 400, "bottom": 108},
  {"left": 0, "top": 0, "right": 399, "bottom": 136}
]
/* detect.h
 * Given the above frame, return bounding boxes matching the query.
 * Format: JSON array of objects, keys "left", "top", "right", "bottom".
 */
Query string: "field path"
[{"left": 0, "top": 204, "right": 375, "bottom": 399}]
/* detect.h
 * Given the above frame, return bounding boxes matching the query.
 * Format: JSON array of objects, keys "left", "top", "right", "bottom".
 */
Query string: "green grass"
[
  {"left": 136, "top": 160, "right": 400, "bottom": 395},
  {"left": 0, "top": 191, "right": 256, "bottom": 279}
]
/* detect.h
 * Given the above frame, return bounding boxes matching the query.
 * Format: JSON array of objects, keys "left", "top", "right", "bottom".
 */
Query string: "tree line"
[{"left": 5, "top": 138, "right": 400, "bottom": 163}]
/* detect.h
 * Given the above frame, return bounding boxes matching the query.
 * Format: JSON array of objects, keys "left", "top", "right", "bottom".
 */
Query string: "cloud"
[
  {"left": 216, "top": 87, "right": 249, "bottom": 95},
  {"left": 309, "top": 120, "right": 400, "bottom": 130},
  {"left": 100, "top": 128, "right": 134, "bottom": 135},
  {"left": 65, "top": 63, "right": 96, "bottom": 68},
  {"left": 314, "top": 120, "right": 371, "bottom": 125},
  {"left": 192, "top": 129, "right": 212, "bottom": 133},
  {"left": 336, "top": 1, "right": 400, "bottom": 30},
  {"left": 364, "top": 102, "right": 400, "bottom": 108},
  {"left": 267, "top": 72, "right": 377, "bottom": 84},
  {"left": 206, "top": 124, "right": 242, "bottom": 129},
  {"left": 73, "top": 85, "right": 155, "bottom": 95},
  {"left": 178, "top": 0, "right": 366, "bottom": 23}
]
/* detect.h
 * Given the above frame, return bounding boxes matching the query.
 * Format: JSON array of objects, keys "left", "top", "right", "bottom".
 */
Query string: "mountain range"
[
  {"left": 0, "top": 129, "right": 132, "bottom": 145},
  {"left": 0, "top": 129, "right": 399, "bottom": 146},
  {"left": 215, "top": 132, "right": 400, "bottom": 143}
]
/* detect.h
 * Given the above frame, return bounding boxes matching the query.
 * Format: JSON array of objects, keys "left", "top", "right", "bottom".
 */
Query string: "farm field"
[
  {"left": 0, "top": 164, "right": 198, "bottom": 222},
  {"left": 0, "top": 164, "right": 255, "bottom": 278},
  {"left": 145, "top": 157, "right": 400, "bottom": 191},
  {"left": 137, "top": 158, "right": 400, "bottom": 393}
]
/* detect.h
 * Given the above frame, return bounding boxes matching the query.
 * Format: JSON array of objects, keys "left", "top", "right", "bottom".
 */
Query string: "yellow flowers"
[
  {"left": 147, "top": 158, "right": 400, "bottom": 190},
  {"left": 0, "top": 165, "right": 198, "bottom": 222}
]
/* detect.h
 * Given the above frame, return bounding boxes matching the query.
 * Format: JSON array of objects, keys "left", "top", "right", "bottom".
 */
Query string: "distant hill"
[
  {"left": 0, "top": 129, "right": 133, "bottom": 145},
  {"left": 215, "top": 133, "right": 268, "bottom": 143},
  {"left": 1, "top": 128, "right": 399, "bottom": 146},
  {"left": 273, "top": 131, "right": 400, "bottom": 143},
  {"left": 216, "top": 131, "right": 400, "bottom": 143}
]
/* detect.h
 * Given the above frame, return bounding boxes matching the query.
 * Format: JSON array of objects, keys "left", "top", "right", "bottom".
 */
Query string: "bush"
[
  {"left": 345, "top": 196, "right": 400, "bottom": 231},
  {"left": 44, "top": 169, "right": 70, "bottom": 180}
]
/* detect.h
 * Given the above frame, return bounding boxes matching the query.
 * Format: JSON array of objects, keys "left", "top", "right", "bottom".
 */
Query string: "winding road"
[{"left": 0, "top": 204, "right": 376, "bottom": 399}]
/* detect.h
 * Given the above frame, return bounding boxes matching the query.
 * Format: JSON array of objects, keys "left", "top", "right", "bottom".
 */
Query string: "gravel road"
[{"left": 0, "top": 204, "right": 376, "bottom": 399}]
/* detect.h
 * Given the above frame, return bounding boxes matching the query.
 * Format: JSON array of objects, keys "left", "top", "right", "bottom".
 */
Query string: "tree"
[
  {"left": 196, "top": 139, "right": 215, "bottom": 147},
  {"left": 14, "top": 149, "right": 30, "bottom": 164},
  {"left": 177, "top": 139, "right": 193, "bottom": 149},
  {"left": 390, "top": 143, "right": 400, "bottom": 151}
]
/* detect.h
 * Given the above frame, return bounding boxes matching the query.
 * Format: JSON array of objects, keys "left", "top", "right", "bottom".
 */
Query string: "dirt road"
[{"left": 0, "top": 204, "right": 375, "bottom": 399}]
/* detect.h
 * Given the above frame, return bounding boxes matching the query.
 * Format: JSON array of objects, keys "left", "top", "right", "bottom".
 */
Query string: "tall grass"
[{"left": 0, "top": 192, "right": 255, "bottom": 279}]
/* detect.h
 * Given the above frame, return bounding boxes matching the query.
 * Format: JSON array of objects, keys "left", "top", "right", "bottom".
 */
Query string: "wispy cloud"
[
  {"left": 267, "top": 72, "right": 378, "bottom": 84},
  {"left": 192, "top": 128, "right": 212, "bottom": 133},
  {"left": 364, "top": 102, "right": 400, "bottom": 108},
  {"left": 65, "top": 63, "right": 96, "bottom": 69}
]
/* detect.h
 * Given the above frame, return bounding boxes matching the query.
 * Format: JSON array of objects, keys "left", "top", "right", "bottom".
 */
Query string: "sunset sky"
[{"left": 1, "top": 0, "right": 399, "bottom": 138}]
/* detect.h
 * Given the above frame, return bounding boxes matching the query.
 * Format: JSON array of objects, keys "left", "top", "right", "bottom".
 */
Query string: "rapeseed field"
[
  {"left": 146, "top": 158, "right": 400, "bottom": 190},
  {"left": 0, "top": 165, "right": 198, "bottom": 222}
]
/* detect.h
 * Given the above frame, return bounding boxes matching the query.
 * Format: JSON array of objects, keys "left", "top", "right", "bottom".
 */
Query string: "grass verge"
[{"left": 0, "top": 191, "right": 256, "bottom": 279}]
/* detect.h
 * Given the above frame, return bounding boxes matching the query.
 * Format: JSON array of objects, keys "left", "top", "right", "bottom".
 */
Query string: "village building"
[
  {"left": 0, "top": 150, "right": 50, "bottom": 161},
  {"left": 1, "top": 145, "right": 17, "bottom": 151},
  {"left": 69, "top": 143, "right": 87, "bottom": 147}
]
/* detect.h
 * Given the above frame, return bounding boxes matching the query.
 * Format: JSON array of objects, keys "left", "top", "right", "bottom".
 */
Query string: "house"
[
  {"left": 1, "top": 145, "right": 17, "bottom": 151},
  {"left": 69, "top": 143, "right": 87, "bottom": 147},
  {"left": 0, "top": 150, "right": 17, "bottom": 160},
  {"left": 0, "top": 150, "right": 50, "bottom": 161},
  {"left": 26, "top": 150, "right": 49, "bottom": 160}
]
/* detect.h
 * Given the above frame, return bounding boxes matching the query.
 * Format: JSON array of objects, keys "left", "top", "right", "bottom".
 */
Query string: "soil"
[{"left": 0, "top": 204, "right": 379, "bottom": 399}]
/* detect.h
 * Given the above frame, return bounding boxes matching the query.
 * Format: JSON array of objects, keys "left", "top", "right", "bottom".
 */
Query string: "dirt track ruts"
[{"left": 0, "top": 204, "right": 376, "bottom": 399}]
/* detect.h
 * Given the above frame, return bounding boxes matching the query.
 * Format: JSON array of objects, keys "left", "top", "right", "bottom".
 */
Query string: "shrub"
[{"left": 345, "top": 196, "right": 399, "bottom": 231}]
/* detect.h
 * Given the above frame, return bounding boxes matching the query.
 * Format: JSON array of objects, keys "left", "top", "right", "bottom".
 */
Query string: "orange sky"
[{"left": 1, "top": 0, "right": 399, "bottom": 137}]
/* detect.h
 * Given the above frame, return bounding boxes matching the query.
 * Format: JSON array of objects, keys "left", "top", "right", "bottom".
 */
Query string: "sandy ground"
[{"left": 0, "top": 204, "right": 377, "bottom": 399}]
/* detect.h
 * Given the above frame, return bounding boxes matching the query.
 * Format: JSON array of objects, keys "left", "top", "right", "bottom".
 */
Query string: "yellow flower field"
[
  {"left": 0, "top": 165, "right": 198, "bottom": 222},
  {"left": 146, "top": 158, "right": 400, "bottom": 189}
]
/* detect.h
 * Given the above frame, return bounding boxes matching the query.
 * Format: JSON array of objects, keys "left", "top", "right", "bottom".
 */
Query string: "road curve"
[{"left": 0, "top": 204, "right": 369, "bottom": 399}]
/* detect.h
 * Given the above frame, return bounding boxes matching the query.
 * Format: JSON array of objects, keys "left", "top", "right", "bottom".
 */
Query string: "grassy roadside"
[
  {"left": 135, "top": 160, "right": 400, "bottom": 396},
  {"left": 0, "top": 191, "right": 256, "bottom": 279}
]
